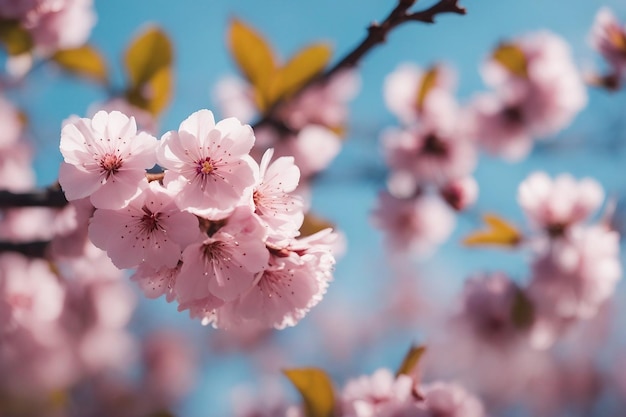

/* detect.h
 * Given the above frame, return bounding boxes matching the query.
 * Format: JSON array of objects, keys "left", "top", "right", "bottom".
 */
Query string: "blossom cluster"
[
  {"left": 57, "top": 109, "right": 336, "bottom": 330},
  {"left": 373, "top": 30, "right": 588, "bottom": 256}
]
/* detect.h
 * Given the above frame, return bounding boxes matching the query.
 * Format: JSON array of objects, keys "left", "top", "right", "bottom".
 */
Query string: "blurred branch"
[
  {"left": 254, "top": 0, "right": 466, "bottom": 131},
  {"left": 0, "top": 185, "right": 66, "bottom": 208},
  {"left": 0, "top": 240, "right": 49, "bottom": 258}
]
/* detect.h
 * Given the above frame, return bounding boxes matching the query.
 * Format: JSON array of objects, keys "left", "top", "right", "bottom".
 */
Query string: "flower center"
[
  {"left": 140, "top": 206, "right": 163, "bottom": 233},
  {"left": 100, "top": 153, "right": 123, "bottom": 175},
  {"left": 421, "top": 133, "right": 448, "bottom": 157},
  {"left": 197, "top": 158, "right": 215, "bottom": 175},
  {"left": 608, "top": 25, "right": 626, "bottom": 55}
]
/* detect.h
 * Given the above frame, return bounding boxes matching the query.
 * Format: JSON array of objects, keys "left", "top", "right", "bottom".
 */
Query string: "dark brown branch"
[
  {"left": 0, "top": 185, "right": 67, "bottom": 208},
  {"left": 254, "top": 0, "right": 466, "bottom": 131},
  {"left": 0, "top": 240, "right": 49, "bottom": 258}
]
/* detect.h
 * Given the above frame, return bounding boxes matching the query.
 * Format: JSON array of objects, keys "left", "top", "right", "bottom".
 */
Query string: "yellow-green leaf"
[
  {"left": 415, "top": 66, "right": 438, "bottom": 112},
  {"left": 125, "top": 26, "right": 173, "bottom": 88},
  {"left": 52, "top": 45, "right": 108, "bottom": 83},
  {"left": 0, "top": 19, "right": 32, "bottom": 55},
  {"left": 125, "top": 66, "right": 172, "bottom": 116},
  {"left": 300, "top": 213, "right": 334, "bottom": 237},
  {"left": 284, "top": 368, "right": 335, "bottom": 417},
  {"left": 228, "top": 18, "right": 276, "bottom": 91},
  {"left": 463, "top": 213, "right": 521, "bottom": 247},
  {"left": 492, "top": 43, "right": 527, "bottom": 78},
  {"left": 395, "top": 345, "right": 426, "bottom": 378},
  {"left": 265, "top": 43, "right": 332, "bottom": 106}
]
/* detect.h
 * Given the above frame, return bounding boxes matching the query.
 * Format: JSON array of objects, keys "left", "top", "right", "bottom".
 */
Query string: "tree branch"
[
  {"left": 0, "top": 185, "right": 67, "bottom": 208},
  {"left": 0, "top": 240, "right": 49, "bottom": 258},
  {"left": 254, "top": 0, "right": 466, "bottom": 131}
]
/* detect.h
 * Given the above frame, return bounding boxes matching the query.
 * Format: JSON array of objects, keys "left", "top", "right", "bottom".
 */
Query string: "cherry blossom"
[
  {"left": 157, "top": 109, "right": 257, "bottom": 219},
  {"left": 589, "top": 7, "right": 626, "bottom": 85},
  {"left": 517, "top": 172, "right": 604, "bottom": 234},
  {"left": 58, "top": 110, "right": 158, "bottom": 209},
  {"left": 175, "top": 207, "right": 269, "bottom": 306},
  {"left": 340, "top": 368, "right": 416, "bottom": 417},
  {"left": 528, "top": 225, "right": 621, "bottom": 322},
  {"left": 382, "top": 124, "right": 476, "bottom": 188},
  {"left": 252, "top": 148, "right": 304, "bottom": 240},
  {"left": 372, "top": 192, "right": 455, "bottom": 255},
  {"left": 482, "top": 31, "right": 587, "bottom": 139},
  {"left": 384, "top": 63, "right": 458, "bottom": 128},
  {"left": 419, "top": 382, "right": 486, "bottom": 417},
  {"left": 88, "top": 181, "right": 200, "bottom": 269}
]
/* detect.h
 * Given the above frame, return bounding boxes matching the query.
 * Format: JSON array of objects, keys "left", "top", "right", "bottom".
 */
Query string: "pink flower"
[
  {"left": 517, "top": 172, "right": 604, "bottom": 234},
  {"left": 341, "top": 368, "right": 417, "bottom": 417},
  {"left": 157, "top": 109, "right": 257, "bottom": 219},
  {"left": 227, "top": 232, "right": 335, "bottom": 330},
  {"left": 59, "top": 110, "right": 158, "bottom": 209},
  {"left": 88, "top": 181, "right": 200, "bottom": 269},
  {"left": 253, "top": 148, "right": 304, "bottom": 240},
  {"left": 175, "top": 207, "right": 269, "bottom": 306},
  {"left": 90, "top": 98, "right": 158, "bottom": 135},
  {"left": 483, "top": 31, "right": 587, "bottom": 139},
  {"left": 24, "top": 0, "right": 96, "bottom": 52},
  {"left": 0, "top": 253, "right": 65, "bottom": 331},
  {"left": 589, "top": 8, "right": 626, "bottom": 82},
  {"left": 528, "top": 225, "right": 621, "bottom": 322},
  {"left": 384, "top": 63, "right": 458, "bottom": 128},
  {"left": 419, "top": 382, "right": 486, "bottom": 417},
  {"left": 131, "top": 262, "right": 180, "bottom": 302},
  {"left": 0, "top": 0, "right": 40, "bottom": 19},
  {"left": 214, "top": 75, "right": 258, "bottom": 124},
  {"left": 372, "top": 192, "right": 455, "bottom": 255},
  {"left": 454, "top": 272, "right": 527, "bottom": 346},
  {"left": 382, "top": 124, "right": 476, "bottom": 188},
  {"left": 465, "top": 92, "right": 533, "bottom": 161},
  {"left": 0, "top": 140, "right": 35, "bottom": 192}
]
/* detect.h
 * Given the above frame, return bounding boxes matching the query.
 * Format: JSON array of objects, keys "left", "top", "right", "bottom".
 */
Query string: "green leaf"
[
  {"left": 492, "top": 43, "right": 527, "bottom": 78},
  {"left": 0, "top": 19, "right": 32, "bottom": 55},
  {"left": 52, "top": 45, "right": 108, "bottom": 83},
  {"left": 395, "top": 345, "right": 426, "bottom": 378},
  {"left": 511, "top": 287, "right": 535, "bottom": 329},
  {"left": 284, "top": 368, "right": 335, "bottom": 417},
  {"left": 124, "top": 26, "right": 173, "bottom": 88}
]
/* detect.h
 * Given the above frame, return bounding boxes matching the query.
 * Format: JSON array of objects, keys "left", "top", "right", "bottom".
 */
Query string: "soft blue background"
[{"left": 17, "top": 0, "right": 626, "bottom": 416}]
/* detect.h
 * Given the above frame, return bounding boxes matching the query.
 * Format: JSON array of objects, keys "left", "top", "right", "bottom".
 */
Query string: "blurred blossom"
[
  {"left": 517, "top": 172, "right": 604, "bottom": 235},
  {"left": 90, "top": 98, "right": 158, "bottom": 135},
  {"left": 589, "top": 7, "right": 626, "bottom": 87},
  {"left": 384, "top": 63, "right": 458, "bottom": 128},
  {"left": 372, "top": 192, "right": 455, "bottom": 255}
]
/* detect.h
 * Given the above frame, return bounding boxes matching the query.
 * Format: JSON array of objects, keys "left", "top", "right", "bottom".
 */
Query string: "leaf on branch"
[
  {"left": 300, "top": 213, "right": 335, "bottom": 237},
  {"left": 52, "top": 45, "right": 108, "bottom": 84},
  {"left": 124, "top": 26, "right": 174, "bottom": 115},
  {"left": 284, "top": 368, "right": 335, "bottom": 417},
  {"left": 510, "top": 287, "right": 534, "bottom": 329},
  {"left": 228, "top": 18, "right": 332, "bottom": 112},
  {"left": 265, "top": 43, "right": 332, "bottom": 106},
  {"left": 415, "top": 66, "right": 438, "bottom": 112},
  {"left": 463, "top": 213, "right": 521, "bottom": 248},
  {"left": 0, "top": 20, "right": 32, "bottom": 55},
  {"left": 492, "top": 43, "right": 527, "bottom": 78},
  {"left": 395, "top": 345, "right": 426, "bottom": 378},
  {"left": 229, "top": 19, "right": 276, "bottom": 92},
  {"left": 125, "top": 26, "right": 173, "bottom": 87}
]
